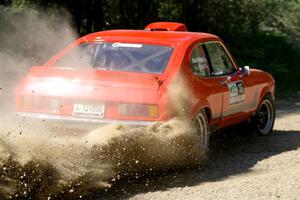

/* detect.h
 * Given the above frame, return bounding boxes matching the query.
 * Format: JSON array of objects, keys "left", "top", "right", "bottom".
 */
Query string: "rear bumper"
[{"left": 16, "top": 112, "right": 155, "bottom": 129}]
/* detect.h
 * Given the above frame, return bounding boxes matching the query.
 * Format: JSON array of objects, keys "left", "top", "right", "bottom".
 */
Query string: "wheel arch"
[
  {"left": 256, "top": 90, "right": 274, "bottom": 112},
  {"left": 192, "top": 103, "right": 212, "bottom": 123},
  {"left": 204, "top": 107, "right": 212, "bottom": 122}
]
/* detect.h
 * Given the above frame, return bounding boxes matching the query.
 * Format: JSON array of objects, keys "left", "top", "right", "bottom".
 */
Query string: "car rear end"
[{"left": 15, "top": 41, "right": 177, "bottom": 132}]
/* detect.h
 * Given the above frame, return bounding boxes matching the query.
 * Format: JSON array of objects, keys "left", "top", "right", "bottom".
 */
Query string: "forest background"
[{"left": 1, "top": 0, "right": 300, "bottom": 96}]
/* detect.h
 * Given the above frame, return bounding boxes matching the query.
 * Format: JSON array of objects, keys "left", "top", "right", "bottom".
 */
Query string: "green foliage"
[
  {"left": 228, "top": 32, "right": 300, "bottom": 94},
  {"left": 158, "top": 0, "right": 182, "bottom": 21}
]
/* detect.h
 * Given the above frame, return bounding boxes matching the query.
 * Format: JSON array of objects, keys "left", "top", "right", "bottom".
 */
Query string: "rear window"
[{"left": 54, "top": 42, "right": 174, "bottom": 74}]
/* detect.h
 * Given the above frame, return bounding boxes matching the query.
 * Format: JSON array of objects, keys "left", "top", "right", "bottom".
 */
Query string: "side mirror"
[{"left": 240, "top": 65, "right": 250, "bottom": 76}]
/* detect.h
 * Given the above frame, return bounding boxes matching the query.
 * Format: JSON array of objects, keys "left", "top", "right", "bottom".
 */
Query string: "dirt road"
[
  {"left": 96, "top": 99, "right": 300, "bottom": 200},
  {"left": 1, "top": 98, "right": 299, "bottom": 199}
]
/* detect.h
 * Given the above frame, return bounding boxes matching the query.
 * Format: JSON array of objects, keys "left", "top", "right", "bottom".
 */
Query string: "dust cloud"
[
  {"left": 0, "top": 118, "right": 202, "bottom": 199},
  {"left": 0, "top": 6, "right": 204, "bottom": 199},
  {"left": 0, "top": 6, "right": 77, "bottom": 114}
]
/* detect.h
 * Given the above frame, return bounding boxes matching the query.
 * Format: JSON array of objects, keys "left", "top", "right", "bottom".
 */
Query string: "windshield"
[{"left": 54, "top": 42, "right": 174, "bottom": 74}]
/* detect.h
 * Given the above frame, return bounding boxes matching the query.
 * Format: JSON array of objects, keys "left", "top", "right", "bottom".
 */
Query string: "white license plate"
[{"left": 73, "top": 103, "right": 105, "bottom": 118}]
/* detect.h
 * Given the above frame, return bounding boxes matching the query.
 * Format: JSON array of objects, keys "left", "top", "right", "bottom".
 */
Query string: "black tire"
[
  {"left": 252, "top": 94, "right": 275, "bottom": 136},
  {"left": 194, "top": 110, "right": 210, "bottom": 156}
]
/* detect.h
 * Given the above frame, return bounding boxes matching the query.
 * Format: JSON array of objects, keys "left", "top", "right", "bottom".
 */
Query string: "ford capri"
[{"left": 16, "top": 22, "right": 275, "bottom": 153}]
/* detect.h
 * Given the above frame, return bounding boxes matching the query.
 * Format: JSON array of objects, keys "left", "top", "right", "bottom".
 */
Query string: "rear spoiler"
[{"left": 145, "top": 22, "right": 188, "bottom": 32}]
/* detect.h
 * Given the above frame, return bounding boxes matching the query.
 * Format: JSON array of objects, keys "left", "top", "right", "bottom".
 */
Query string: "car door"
[
  {"left": 204, "top": 41, "right": 250, "bottom": 127},
  {"left": 186, "top": 43, "right": 226, "bottom": 125}
]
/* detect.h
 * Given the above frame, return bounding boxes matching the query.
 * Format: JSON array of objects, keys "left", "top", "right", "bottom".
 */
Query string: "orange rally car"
[{"left": 16, "top": 22, "right": 275, "bottom": 151}]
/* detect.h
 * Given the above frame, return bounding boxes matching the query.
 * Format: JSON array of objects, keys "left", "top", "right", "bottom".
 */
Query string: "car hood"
[{"left": 18, "top": 66, "right": 161, "bottom": 104}]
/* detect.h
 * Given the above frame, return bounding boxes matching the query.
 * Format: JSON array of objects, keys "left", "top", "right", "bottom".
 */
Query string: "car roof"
[{"left": 83, "top": 30, "right": 220, "bottom": 46}]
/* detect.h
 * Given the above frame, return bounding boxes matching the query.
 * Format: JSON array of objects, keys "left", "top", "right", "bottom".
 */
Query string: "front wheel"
[
  {"left": 253, "top": 94, "right": 275, "bottom": 135},
  {"left": 194, "top": 110, "right": 210, "bottom": 156}
]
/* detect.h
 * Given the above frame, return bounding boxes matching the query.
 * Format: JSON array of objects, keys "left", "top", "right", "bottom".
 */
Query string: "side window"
[
  {"left": 190, "top": 45, "right": 210, "bottom": 77},
  {"left": 205, "top": 42, "right": 235, "bottom": 76}
]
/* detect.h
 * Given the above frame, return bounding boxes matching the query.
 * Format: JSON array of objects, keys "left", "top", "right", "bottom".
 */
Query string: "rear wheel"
[
  {"left": 194, "top": 110, "right": 210, "bottom": 156},
  {"left": 253, "top": 94, "right": 275, "bottom": 135}
]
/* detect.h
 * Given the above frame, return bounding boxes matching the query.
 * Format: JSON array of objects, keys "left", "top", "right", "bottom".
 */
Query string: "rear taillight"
[
  {"left": 22, "top": 96, "right": 60, "bottom": 113},
  {"left": 119, "top": 104, "right": 159, "bottom": 118},
  {"left": 22, "top": 96, "right": 32, "bottom": 109}
]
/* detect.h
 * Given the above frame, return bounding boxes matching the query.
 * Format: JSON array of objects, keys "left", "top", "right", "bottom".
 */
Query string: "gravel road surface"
[{"left": 96, "top": 98, "right": 300, "bottom": 200}]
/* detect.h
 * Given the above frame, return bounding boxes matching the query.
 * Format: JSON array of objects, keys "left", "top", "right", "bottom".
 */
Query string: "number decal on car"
[{"left": 228, "top": 81, "right": 245, "bottom": 105}]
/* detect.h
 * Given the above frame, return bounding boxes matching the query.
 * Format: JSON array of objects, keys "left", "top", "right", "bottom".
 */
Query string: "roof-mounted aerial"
[{"left": 145, "top": 22, "right": 188, "bottom": 32}]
